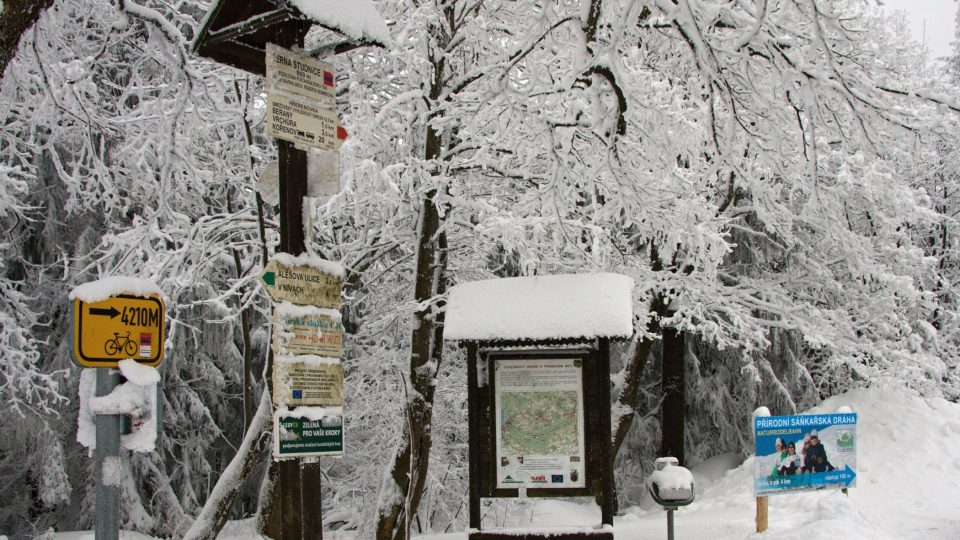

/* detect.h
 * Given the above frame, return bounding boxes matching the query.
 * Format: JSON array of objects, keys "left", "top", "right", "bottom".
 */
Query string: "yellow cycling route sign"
[{"left": 72, "top": 294, "right": 165, "bottom": 367}]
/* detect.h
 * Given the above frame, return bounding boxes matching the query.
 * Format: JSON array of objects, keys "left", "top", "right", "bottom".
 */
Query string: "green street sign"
[{"left": 274, "top": 415, "right": 344, "bottom": 458}]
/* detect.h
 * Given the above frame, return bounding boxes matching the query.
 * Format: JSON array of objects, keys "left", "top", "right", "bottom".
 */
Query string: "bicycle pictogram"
[{"left": 104, "top": 332, "right": 139, "bottom": 357}]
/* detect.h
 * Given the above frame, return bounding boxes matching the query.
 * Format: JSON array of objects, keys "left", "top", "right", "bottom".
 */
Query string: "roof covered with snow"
[
  {"left": 444, "top": 273, "right": 634, "bottom": 342},
  {"left": 290, "top": 0, "right": 391, "bottom": 47}
]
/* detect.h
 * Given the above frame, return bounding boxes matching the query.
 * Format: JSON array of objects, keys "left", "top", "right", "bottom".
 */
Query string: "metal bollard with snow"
[{"left": 647, "top": 457, "right": 695, "bottom": 540}]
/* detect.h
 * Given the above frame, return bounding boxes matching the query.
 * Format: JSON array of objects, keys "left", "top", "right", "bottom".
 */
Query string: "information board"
[
  {"left": 494, "top": 358, "right": 586, "bottom": 489},
  {"left": 754, "top": 413, "right": 857, "bottom": 496}
]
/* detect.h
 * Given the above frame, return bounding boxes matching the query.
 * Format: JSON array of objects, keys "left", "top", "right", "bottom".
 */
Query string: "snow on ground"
[{"left": 52, "top": 384, "right": 960, "bottom": 539}]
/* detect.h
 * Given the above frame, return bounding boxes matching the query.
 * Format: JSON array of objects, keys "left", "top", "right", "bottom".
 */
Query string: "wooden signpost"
[{"left": 192, "top": 2, "right": 387, "bottom": 537}]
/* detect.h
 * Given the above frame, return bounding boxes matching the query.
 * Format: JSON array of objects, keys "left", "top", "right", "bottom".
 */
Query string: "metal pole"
[
  {"left": 667, "top": 508, "right": 675, "bottom": 540},
  {"left": 95, "top": 368, "right": 121, "bottom": 540}
]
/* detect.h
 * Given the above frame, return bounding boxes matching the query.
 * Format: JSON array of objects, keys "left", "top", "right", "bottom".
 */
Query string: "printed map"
[{"left": 500, "top": 391, "right": 579, "bottom": 455}]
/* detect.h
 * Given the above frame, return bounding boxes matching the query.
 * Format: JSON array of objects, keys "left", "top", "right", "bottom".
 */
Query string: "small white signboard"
[
  {"left": 266, "top": 43, "right": 335, "bottom": 102},
  {"left": 273, "top": 310, "right": 344, "bottom": 357},
  {"left": 267, "top": 94, "right": 342, "bottom": 151},
  {"left": 273, "top": 357, "right": 344, "bottom": 407}
]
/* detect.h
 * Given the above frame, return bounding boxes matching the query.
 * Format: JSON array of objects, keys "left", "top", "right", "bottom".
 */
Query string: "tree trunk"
[
  {"left": 374, "top": 26, "right": 449, "bottom": 535},
  {"left": 182, "top": 392, "right": 273, "bottom": 540},
  {"left": 659, "top": 325, "right": 685, "bottom": 464},
  {"left": 0, "top": 0, "right": 56, "bottom": 77},
  {"left": 610, "top": 334, "right": 656, "bottom": 456},
  {"left": 610, "top": 292, "right": 669, "bottom": 459}
]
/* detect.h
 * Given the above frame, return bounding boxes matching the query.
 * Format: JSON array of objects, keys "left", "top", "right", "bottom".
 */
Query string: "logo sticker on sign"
[{"left": 139, "top": 332, "right": 152, "bottom": 357}]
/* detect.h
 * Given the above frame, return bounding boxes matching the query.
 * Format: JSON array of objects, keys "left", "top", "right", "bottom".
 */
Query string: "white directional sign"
[
  {"left": 260, "top": 259, "right": 341, "bottom": 309},
  {"left": 266, "top": 43, "right": 335, "bottom": 102},
  {"left": 267, "top": 94, "right": 343, "bottom": 151}
]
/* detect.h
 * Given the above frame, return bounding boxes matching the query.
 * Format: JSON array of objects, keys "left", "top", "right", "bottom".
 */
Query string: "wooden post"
[
  {"left": 271, "top": 19, "right": 323, "bottom": 540},
  {"left": 598, "top": 339, "right": 615, "bottom": 527},
  {"left": 756, "top": 496, "right": 768, "bottom": 532},
  {"left": 660, "top": 326, "right": 685, "bottom": 465},
  {"left": 466, "top": 343, "right": 481, "bottom": 530}
]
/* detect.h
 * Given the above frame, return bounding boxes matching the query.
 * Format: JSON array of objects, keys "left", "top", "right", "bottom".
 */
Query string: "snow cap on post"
[{"left": 443, "top": 273, "right": 634, "bottom": 342}]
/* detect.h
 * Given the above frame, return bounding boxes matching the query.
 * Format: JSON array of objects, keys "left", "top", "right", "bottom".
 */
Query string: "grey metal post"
[
  {"left": 667, "top": 508, "right": 675, "bottom": 540},
  {"left": 95, "top": 368, "right": 121, "bottom": 540}
]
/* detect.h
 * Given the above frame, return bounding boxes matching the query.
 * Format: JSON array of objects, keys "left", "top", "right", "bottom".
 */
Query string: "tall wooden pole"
[
  {"left": 269, "top": 20, "right": 323, "bottom": 540},
  {"left": 598, "top": 338, "right": 615, "bottom": 527},
  {"left": 660, "top": 326, "right": 685, "bottom": 465}
]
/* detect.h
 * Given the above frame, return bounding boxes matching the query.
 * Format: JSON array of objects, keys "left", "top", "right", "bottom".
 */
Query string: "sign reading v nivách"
[{"left": 261, "top": 259, "right": 341, "bottom": 309}]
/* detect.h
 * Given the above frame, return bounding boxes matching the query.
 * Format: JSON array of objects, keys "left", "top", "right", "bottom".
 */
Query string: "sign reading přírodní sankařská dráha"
[{"left": 754, "top": 413, "right": 857, "bottom": 496}]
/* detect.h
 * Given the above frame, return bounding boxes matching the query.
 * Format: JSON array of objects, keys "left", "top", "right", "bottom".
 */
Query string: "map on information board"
[
  {"left": 494, "top": 358, "right": 586, "bottom": 489},
  {"left": 500, "top": 391, "right": 579, "bottom": 456}
]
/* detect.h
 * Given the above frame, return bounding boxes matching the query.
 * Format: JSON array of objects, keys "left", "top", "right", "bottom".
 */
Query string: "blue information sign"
[{"left": 754, "top": 413, "right": 857, "bottom": 496}]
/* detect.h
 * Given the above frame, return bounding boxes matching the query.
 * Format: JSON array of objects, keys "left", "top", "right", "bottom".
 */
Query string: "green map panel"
[{"left": 500, "top": 391, "right": 579, "bottom": 455}]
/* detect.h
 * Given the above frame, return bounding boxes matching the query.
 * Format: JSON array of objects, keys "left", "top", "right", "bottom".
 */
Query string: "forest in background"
[{"left": 2, "top": 1, "right": 960, "bottom": 538}]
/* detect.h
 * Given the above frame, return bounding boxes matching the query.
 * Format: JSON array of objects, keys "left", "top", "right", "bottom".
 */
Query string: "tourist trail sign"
[
  {"left": 266, "top": 43, "right": 335, "bottom": 101},
  {"left": 73, "top": 294, "right": 165, "bottom": 367},
  {"left": 266, "top": 94, "right": 343, "bottom": 151},
  {"left": 260, "top": 259, "right": 341, "bottom": 308},
  {"left": 273, "top": 310, "right": 344, "bottom": 357}
]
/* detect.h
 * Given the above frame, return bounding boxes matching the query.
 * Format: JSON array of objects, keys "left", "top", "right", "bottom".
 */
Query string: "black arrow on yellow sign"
[{"left": 89, "top": 307, "right": 121, "bottom": 318}]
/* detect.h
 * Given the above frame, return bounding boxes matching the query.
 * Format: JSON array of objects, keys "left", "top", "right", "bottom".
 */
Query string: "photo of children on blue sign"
[{"left": 754, "top": 413, "right": 857, "bottom": 496}]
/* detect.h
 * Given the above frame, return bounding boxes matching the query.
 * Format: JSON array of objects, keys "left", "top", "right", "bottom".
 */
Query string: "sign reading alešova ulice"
[{"left": 754, "top": 413, "right": 857, "bottom": 496}]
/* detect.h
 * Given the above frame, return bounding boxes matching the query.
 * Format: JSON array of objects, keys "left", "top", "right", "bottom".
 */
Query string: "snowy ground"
[{"left": 48, "top": 384, "right": 960, "bottom": 539}]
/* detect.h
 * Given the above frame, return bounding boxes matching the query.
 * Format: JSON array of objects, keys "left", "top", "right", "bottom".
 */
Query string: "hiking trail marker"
[
  {"left": 267, "top": 94, "right": 345, "bottom": 151},
  {"left": 73, "top": 294, "right": 165, "bottom": 367},
  {"left": 261, "top": 259, "right": 342, "bottom": 309},
  {"left": 266, "top": 43, "right": 335, "bottom": 101}
]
